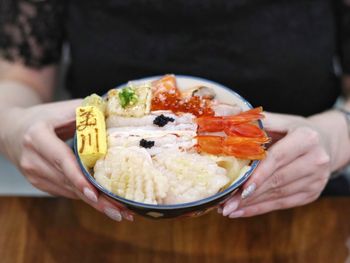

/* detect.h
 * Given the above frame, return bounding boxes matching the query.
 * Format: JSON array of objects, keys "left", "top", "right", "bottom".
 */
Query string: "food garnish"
[
  {"left": 118, "top": 87, "right": 138, "bottom": 108},
  {"left": 153, "top": 114, "right": 175, "bottom": 127},
  {"left": 139, "top": 139, "right": 155, "bottom": 148}
]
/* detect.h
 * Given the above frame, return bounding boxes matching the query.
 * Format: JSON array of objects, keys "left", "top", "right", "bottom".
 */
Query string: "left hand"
[{"left": 220, "top": 111, "right": 341, "bottom": 218}]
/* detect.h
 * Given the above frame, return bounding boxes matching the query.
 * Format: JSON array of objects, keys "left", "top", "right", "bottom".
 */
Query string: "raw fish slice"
[
  {"left": 107, "top": 123, "right": 197, "bottom": 133},
  {"left": 106, "top": 111, "right": 196, "bottom": 128},
  {"left": 107, "top": 114, "right": 156, "bottom": 128},
  {"left": 108, "top": 133, "right": 197, "bottom": 154},
  {"left": 108, "top": 127, "right": 196, "bottom": 138},
  {"left": 212, "top": 103, "right": 242, "bottom": 116},
  {"left": 108, "top": 134, "right": 196, "bottom": 148}
]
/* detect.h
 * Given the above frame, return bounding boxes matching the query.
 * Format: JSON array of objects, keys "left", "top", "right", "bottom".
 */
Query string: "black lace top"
[
  {"left": 1, "top": 0, "right": 350, "bottom": 116},
  {"left": 0, "top": 0, "right": 65, "bottom": 67}
]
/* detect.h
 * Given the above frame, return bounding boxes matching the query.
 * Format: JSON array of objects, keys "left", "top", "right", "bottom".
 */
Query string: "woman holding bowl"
[{"left": 0, "top": 0, "right": 350, "bottom": 221}]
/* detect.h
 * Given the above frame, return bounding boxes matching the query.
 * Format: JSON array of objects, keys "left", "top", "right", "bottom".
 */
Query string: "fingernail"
[
  {"left": 121, "top": 211, "right": 134, "bottom": 222},
  {"left": 223, "top": 199, "right": 239, "bottom": 216},
  {"left": 104, "top": 207, "right": 122, "bottom": 222},
  {"left": 83, "top": 187, "right": 98, "bottom": 203},
  {"left": 241, "top": 183, "right": 256, "bottom": 199},
  {"left": 217, "top": 207, "right": 223, "bottom": 214},
  {"left": 229, "top": 210, "right": 244, "bottom": 218}
]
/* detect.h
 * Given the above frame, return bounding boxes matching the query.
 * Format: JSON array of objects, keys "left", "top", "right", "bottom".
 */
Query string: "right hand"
[{"left": 0, "top": 100, "right": 133, "bottom": 222}]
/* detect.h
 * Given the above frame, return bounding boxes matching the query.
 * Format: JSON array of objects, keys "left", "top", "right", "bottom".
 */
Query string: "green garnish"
[{"left": 118, "top": 87, "right": 138, "bottom": 108}]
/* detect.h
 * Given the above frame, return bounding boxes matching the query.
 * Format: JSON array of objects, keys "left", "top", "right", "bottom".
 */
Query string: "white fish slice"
[
  {"left": 212, "top": 103, "right": 242, "bottom": 116},
  {"left": 106, "top": 111, "right": 196, "bottom": 128},
  {"left": 108, "top": 127, "right": 196, "bottom": 138},
  {"left": 108, "top": 132, "right": 197, "bottom": 154}
]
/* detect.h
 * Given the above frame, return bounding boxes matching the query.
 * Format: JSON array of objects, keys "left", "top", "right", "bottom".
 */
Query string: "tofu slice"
[{"left": 106, "top": 84, "right": 152, "bottom": 117}]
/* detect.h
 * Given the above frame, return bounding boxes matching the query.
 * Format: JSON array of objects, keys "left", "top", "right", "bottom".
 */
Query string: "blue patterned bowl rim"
[{"left": 74, "top": 75, "right": 263, "bottom": 210}]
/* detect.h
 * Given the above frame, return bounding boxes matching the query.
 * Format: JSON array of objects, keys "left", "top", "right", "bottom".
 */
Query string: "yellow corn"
[{"left": 76, "top": 106, "right": 107, "bottom": 168}]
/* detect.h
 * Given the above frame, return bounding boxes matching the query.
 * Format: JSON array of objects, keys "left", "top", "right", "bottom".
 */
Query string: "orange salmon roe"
[{"left": 151, "top": 94, "right": 214, "bottom": 117}]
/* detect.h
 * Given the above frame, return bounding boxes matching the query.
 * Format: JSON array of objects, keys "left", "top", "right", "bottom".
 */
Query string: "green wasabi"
[{"left": 118, "top": 87, "right": 138, "bottom": 108}]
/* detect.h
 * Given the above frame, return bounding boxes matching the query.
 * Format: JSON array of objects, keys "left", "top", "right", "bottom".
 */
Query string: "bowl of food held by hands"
[{"left": 74, "top": 75, "right": 268, "bottom": 219}]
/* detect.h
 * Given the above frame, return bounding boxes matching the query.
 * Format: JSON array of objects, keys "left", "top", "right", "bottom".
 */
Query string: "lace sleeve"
[{"left": 0, "top": 0, "right": 65, "bottom": 68}]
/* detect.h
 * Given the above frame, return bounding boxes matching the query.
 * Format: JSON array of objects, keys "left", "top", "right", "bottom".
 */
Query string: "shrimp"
[
  {"left": 196, "top": 135, "right": 267, "bottom": 160},
  {"left": 196, "top": 107, "right": 268, "bottom": 159},
  {"left": 196, "top": 107, "right": 265, "bottom": 138}
]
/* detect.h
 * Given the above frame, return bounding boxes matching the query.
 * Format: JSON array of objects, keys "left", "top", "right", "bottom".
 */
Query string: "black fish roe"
[
  {"left": 153, "top": 114, "right": 175, "bottom": 127},
  {"left": 139, "top": 139, "right": 155, "bottom": 148}
]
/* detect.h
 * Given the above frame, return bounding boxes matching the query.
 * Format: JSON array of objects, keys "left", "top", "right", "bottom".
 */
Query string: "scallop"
[{"left": 182, "top": 86, "right": 216, "bottom": 99}]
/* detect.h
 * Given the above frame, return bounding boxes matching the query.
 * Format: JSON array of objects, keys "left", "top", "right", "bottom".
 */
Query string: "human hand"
[
  {"left": 0, "top": 100, "right": 133, "bottom": 222},
  {"left": 220, "top": 111, "right": 343, "bottom": 218}
]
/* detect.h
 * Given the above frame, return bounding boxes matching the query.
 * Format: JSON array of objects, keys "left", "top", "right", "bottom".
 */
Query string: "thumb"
[
  {"left": 52, "top": 99, "right": 83, "bottom": 125},
  {"left": 262, "top": 112, "right": 291, "bottom": 133},
  {"left": 47, "top": 99, "right": 82, "bottom": 128},
  {"left": 49, "top": 99, "right": 83, "bottom": 140},
  {"left": 262, "top": 112, "right": 307, "bottom": 144},
  {"left": 44, "top": 99, "right": 82, "bottom": 127}
]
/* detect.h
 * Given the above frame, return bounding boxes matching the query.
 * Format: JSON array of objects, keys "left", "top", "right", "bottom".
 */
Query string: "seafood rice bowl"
[{"left": 74, "top": 75, "right": 268, "bottom": 219}]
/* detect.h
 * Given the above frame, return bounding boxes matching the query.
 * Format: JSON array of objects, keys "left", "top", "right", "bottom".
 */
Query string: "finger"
[
  {"left": 19, "top": 147, "right": 77, "bottom": 195},
  {"left": 27, "top": 124, "right": 133, "bottom": 222},
  {"left": 221, "top": 193, "right": 241, "bottom": 216},
  {"left": 228, "top": 192, "right": 317, "bottom": 218},
  {"left": 47, "top": 99, "right": 83, "bottom": 125},
  {"left": 27, "top": 176, "right": 78, "bottom": 199},
  {"left": 101, "top": 195, "right": 134, "bottom": 222},
  {"left": 239, "top": 174, "right": 323, "bottom": 208},
  {"left": 22, "top": 148, "right": 72, "bottom": 187},
  {"left": 262, "top": 112, "right": 303, "bottom": 133},
  {"left": 30, "top": 125, "right": 99, "bottom": 204},
  {"left": 50, "top": 100, "right": 82, "bottom": 140},
  {"left": 245, "top": 148, "right": 330, "bottom": 200},
  {"left": 74, "top": 190, "right": 133, "bottom": 222},
  {"left": 240, "top": 127, "right": 320, "bottom": 199}
]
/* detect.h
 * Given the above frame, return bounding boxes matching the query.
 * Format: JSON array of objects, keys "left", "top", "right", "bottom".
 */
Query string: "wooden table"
[{"left": 0, "top": 197, "right": 349, "bottom": 263}]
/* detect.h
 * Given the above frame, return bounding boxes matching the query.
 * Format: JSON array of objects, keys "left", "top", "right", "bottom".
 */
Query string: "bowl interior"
[{"left": 74, "top": 75, "right": 261, "bottom": 210}]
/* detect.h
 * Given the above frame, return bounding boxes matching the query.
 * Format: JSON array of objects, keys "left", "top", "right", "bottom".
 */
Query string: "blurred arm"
[{"left": 0, "top": 60, "right": 58, "bottom": 111}]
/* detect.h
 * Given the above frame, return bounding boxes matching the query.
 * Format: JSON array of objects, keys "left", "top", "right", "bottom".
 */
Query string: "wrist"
[
  {"left": 308, "top": 110, "right": 350, "bottom": 172},
  {"left": 0, "top": 81, "right": 43, "bottom": 112},
  {"left": 335, "top": 107, "right": 350, "bottom": 139},
  {"left": 0, "top": 107, "right": 25, "bottom": 160}
]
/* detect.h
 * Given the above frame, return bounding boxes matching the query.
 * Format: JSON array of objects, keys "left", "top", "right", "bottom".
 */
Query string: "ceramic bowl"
[{"left": 74, "top": 75, "right": 262, "bottom": 219}]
